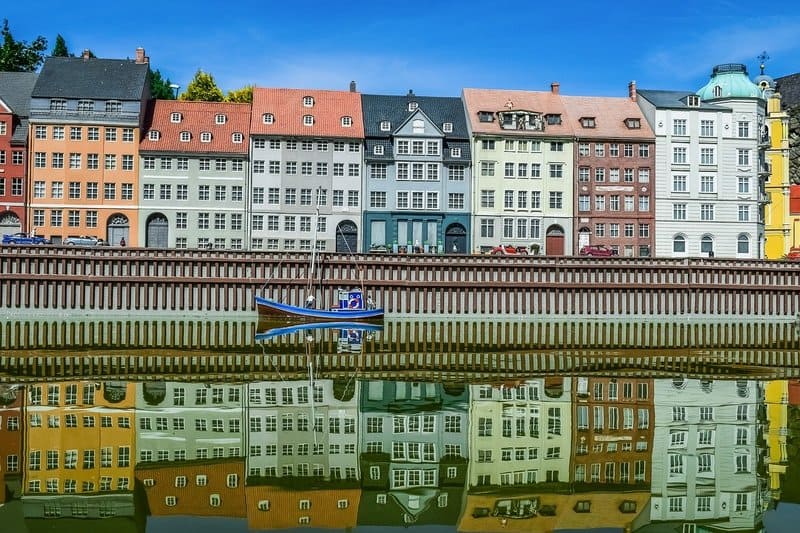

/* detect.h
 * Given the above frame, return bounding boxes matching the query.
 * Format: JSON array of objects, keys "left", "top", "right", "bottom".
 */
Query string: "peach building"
[
  {"left": 246, "top": 485, "right": 360, "bottom": 529},
  {"left": 26, "top": 49, "right": 150, "bottom": 245}
]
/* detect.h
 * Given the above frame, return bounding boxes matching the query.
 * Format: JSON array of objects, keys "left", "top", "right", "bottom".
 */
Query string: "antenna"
[{"left": 757, "top": 51, "right": 770, "bottom": 75}]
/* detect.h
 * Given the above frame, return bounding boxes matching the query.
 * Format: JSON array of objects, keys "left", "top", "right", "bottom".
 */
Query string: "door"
[
  {"left": 0, "top": 211, "right": 21, "bottom": 235},
  {"left": 146, "top": 214, "right": 169, "bottom": 248},
  {"left": 578, "top": 227, "right": 590, "bottom": 251},
  {"left": 545, "top": 225, "right": 565, "bottom": 256},
  {"left": 107, "top": 214, "right": 130, "bottom": 246},
  {"left": 444, "top": 223, "right": 467, "bottom": 254},
  {"left": 336, "top": 220, "right": 358, "bottom": 253}
]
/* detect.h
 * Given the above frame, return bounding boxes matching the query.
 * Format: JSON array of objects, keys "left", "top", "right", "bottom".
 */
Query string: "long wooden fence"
[{"left": 2, "top": 247, "right": 800, "bottom": 316}]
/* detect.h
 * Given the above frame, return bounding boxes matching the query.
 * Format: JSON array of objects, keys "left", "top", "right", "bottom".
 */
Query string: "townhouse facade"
[
  {"left": 562, "top": 85, "right": 656, "bottom": 257},
  {"left": 0, "top": 72, "right": 37, "bottom": 235},
  {"left": 26, "top": 49, "right": 150, "bottom": 246},
  {"left": 249, "top": 87, "right": 364, "bottom": 252},
  {"left": 638, "top": 64, "right": 767, "bottom": 258},
  {"left": 361, "top": 92, "right": 472, "bottom": 254},
  {"left": 0, "top": 384, "right": 23, "bottom": 505},
  {"left": 139, "top": 100, "right": 251, "bottom": 249},
  {"left": 462, "top": 85, "right": 575, "bottom": 255},
  {"left": 763, "top": 88, "right": 792, "bottom": 258}
]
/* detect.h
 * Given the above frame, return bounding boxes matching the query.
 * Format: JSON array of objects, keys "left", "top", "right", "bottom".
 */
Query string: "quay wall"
[{"left": 2, "top": 247, "right": 800, "bottom": 317}]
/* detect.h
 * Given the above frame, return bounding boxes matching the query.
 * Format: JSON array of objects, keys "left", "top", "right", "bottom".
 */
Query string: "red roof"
[
  {"left": 251, "top": 88, "right": 364, "bottom": 138},
  {"left": 462, "top": 88, "right": 575, "bottom": 137},
  {"left": 141, "top": 100, "right": 251, "bottom": 154},
  {"left": 560, "top": 95, "right": 654, "bottom": 140}
]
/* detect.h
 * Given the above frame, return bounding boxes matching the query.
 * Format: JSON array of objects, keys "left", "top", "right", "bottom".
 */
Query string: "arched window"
[
  {"left": 713, "top": 85, "right": 722, "bottom": 97},
  {"left": 700, "top": 234, "right": 714, "bottom": 254},
  {"left": 737, "top": 233, "right": 750, "bottom": 255},
  {"left": 673, "top": 235, "right": 686, "bottom": 253},
  {"left": 263, "top": 113, "right": 274, "bottom": 124}
]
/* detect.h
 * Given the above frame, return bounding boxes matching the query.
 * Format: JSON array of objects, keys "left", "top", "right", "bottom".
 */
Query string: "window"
[
  {"left": 200, "top": 132, "right": 212, "bottom": 142},
  {"left": 341, "top": 116, "right": 353, "bottom": 127},
  {"left": 673, "top": 146, "right": 687, "bottom": 164},
  {"left": 303, "top": 114, "right": 314, "bottom": 126},
  {"left": 262, "top": 113, "right": 274, "bottom": 124},
  {"left": 700, "top": 119, "right": 715, "bottom": 137}
]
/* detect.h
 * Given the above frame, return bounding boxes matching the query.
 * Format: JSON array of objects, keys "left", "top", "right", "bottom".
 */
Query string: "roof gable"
[
  {"left": 361, "top": 93, "right": 468, "bottom": 139},
  {"left": 392, "top": 108, "right": 444, "bottom": 138}
]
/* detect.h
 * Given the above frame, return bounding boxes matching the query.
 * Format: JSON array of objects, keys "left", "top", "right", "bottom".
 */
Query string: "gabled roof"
[
  {"left": 361, "top": 93, "right": 469, "bottom": 139},
  {"left": 776, "top": 72, "right": 800, "bottom": 109},
  {"left": 461, "top": 88, "right": 574, "bottom": 137},
  {"left": 250, "top": 88, "right": 363, "bottom": 138},
  {"left": 0, "top": 72, "right": 37, "bottom": 116},
  {"left": 636, "top": 89, "right": 729, "bottom": 110},
  {"left": 560, "top": 95, "right": 654, "bottom": 140},
  {"left": 32, "top": 56, "right": 149, "bottom": 100},
  {"left": 140, "top": 100, "right": 251, "bottom": 154}
]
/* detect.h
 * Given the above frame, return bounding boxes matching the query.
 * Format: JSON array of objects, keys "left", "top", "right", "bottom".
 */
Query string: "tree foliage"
[
  {"left": 52, "top": 34, "right": 70, "bottom": 57},
  {"left": 179, "top": 69, "right": 224, "bottom": 102},
  {"left": 226, "top": 85, "right": 253, "bottom": 103},
  {"left": 0, "top": 19, "right": 47, "bottom": 72},
  {"left": 150, "top": 68, "right": 177, "bottom": 100}
]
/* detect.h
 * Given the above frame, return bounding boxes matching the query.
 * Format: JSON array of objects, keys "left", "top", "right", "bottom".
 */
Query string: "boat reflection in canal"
[
  {"left": 255, "top": 320, "right": 384, "bottom": 354},
  {"left": 0, "top": 374, "right": 797, "bottom": 532}
]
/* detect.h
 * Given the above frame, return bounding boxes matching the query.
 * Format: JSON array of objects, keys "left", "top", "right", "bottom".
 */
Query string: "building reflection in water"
[{"left": 0, "top": 375, "right": 784, "bottom": 532}]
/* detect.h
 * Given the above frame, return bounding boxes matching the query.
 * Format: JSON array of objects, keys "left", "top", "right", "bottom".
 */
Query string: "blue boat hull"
[
  {"left": 255, "top": 321, "right": 384, "bottom": 341},
  {"left": 255, "top": 295, "right": 384, "bottom": 321}
]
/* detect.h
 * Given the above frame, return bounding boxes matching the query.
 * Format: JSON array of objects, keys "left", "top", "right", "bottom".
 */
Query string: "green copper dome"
[{"left": 696, "top": 63, "right": 763, "bottom": 100}]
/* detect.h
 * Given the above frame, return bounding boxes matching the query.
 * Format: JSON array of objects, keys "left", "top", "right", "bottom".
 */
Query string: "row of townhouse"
[
  {"left": 3, "top": 377, "right": 768, "bottom": 530},
  {"left": 1, "top": 49, "right": 792, "bottom": 257}
]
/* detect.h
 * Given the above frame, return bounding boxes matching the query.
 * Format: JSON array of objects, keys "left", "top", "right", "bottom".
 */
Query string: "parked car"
[
  {"left": 64, "top": 235, "right": 105, "bottom": 247},
  {"left": 579, "top": 244, "right": 618, "bottom": 257},
  {"left": 1, "top": 232, "right": 50, "bottom": 245},
  {"left": 490, "top": 244, "right": 529, "bottom": 255}
]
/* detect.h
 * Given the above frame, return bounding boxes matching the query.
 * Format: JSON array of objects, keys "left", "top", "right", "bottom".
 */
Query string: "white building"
[{"left": 638, "top": 64, "right": 767, "bottom": 258}]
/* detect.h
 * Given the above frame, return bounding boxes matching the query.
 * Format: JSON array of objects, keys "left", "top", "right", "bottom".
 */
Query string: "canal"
[{"left": 0, "top": 313, "right": 799, "bottom": 532}]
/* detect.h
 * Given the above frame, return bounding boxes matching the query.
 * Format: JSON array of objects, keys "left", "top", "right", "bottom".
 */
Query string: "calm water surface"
[{"left": 1, "top": 314, "right": 799, "bottom": 532}]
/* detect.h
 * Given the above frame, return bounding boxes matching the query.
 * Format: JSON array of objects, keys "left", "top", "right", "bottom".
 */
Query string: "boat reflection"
[
  {"left": 256, "top": 320, "right": 383, "bottom": 354},
  {"left": 0, "top": 376, "right": 790, "bottom": 531}
]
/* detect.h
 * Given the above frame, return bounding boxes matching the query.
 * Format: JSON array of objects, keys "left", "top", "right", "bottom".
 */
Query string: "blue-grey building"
[{"left": 361, "top": 92, "right": 472, "bottom": 254}]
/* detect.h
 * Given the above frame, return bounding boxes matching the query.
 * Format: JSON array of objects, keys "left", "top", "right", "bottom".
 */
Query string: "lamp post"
[{"left": 168, "top": 84, "right": 180, "bottom": 99}]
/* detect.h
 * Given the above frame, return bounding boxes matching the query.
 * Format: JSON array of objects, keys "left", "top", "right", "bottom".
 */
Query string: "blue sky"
[{"left": 4, "top": 1, "right": 800, "bottom": 98}]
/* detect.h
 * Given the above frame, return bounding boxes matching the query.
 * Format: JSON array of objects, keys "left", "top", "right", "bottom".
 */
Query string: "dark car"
[
  {"left": 1, "top": 232, "right": 50, "bottom": 245},
  {"left": 579, "top": 244, "right": 618, "bottom": 257},
  {"left": 490, "top": 244, "right": 529, "bottom": 255}
]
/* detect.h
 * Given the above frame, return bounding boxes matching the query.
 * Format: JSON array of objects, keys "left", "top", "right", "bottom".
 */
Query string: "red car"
[
  {"left": 490, "top": 244, "right": 529, "bottom": 255},
  {"left": 579, "top": 244, "right": 618, "bottom": 257},
  {"left": 785, "top": 247, "right": 800, "bottom": 261}
]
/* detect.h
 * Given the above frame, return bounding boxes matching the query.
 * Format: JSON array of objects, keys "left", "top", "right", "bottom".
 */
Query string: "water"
[{"left": 0, "top": 314, "right": 799, "bottom": 532}]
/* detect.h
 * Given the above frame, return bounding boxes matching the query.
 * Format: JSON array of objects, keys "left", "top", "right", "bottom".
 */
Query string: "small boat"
[
  {"left": 255, "top": 288, "right": 384, "bottom": 321},
  {"left": 255, "top": 320, "right": 384, "bottom": 342}
]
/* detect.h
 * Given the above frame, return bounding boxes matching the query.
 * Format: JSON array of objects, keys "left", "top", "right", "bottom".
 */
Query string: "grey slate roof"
[
  {"left": 0, "top": 72, "right": 38, "bottom": 145},
  {"left": 637, "top": 89, "right": 729, "bottom": 110},
  {"left": 361, "top": 93, "right": 470, "bottom": 139},
  {"left": 32, "top": 57, "right": 149, "bottom": 100},
  {"left": 776, "top": 73, "right": 800, "bottom": 109},
  {"left": 0, "top": 72, "right": 37, "bottom": 116}
]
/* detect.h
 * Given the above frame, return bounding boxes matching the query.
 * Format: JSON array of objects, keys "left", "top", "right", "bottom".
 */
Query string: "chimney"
[
  {"left": 550, "top": 82, "right": 560, "bottom": 95},
  {"left": 407, "top": 89, "right": 415, "bottom": 97},
  {"left": 135, "top": 47, "right": 149, "bottom": 64},
  {"left": 628, "top": 80, "right": 637, "bottom": 102},
  {"left": 82, "top": 49, "right": 91, "bottom": 61},
  {"left": 349, "top": 80, "right": 357, "bottom": 93}
]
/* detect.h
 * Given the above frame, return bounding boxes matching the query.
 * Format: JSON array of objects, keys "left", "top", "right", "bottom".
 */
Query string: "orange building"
[
  {"left": 0, "top": 385, "right": 24, "bottom": 504},
  {"left": 246, "top": 485, "right": 360, "bottom": 529},
  {"left": 135, "top": 457, "right": 245, "bottom": 517},
  {"left": 26, "top": 49, "right": 151, "bottom": 245},
  {"left": 22, "top": 381, "right": 136, "bottom": 507}
]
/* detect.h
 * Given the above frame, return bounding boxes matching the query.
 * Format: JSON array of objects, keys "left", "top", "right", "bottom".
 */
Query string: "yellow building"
[
  {"left": 763, "top": 91, "right": 792, "bottom": 258},
  {"left": 764, "top": 380, "right": 789, "bottom": 501},
  {"left": 22, "top": 381, "right": 136, "bottom": 510}
]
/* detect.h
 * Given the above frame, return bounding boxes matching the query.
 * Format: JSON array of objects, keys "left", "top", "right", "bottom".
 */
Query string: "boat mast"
[{"left": 307, "top": 186, "right": 322, "bottom": 293}]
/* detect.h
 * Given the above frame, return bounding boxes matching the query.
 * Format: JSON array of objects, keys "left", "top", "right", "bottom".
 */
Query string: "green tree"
[
  {"left": 0, "top": 19, "right": 47, "bottom": 71},
  {"left": 179, "top": 69, "right": 223, "bottom": 102},
  {"left": 51, "top": 34, "right": 70, "bottom": 57},
  {"left": 226, "top": 85, "right": 253, "bottom": 103},
  {"left": 150, "top": 68, "right": 177, "bottom": 100}
]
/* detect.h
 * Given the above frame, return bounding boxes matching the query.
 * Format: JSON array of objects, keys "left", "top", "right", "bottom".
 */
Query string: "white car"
[{"left": 64, "top": 235, "right": 104, "bottom": 247}]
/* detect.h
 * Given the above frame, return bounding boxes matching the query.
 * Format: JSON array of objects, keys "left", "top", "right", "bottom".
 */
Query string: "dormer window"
[
  {"left": 180, "top": 131, "right": 191, "bottom": 142},
  {"left": 263, "top": 113, "right": 274, "bottom": 124},
  {"left": 580, "top": 117, "right": 596, "bottom": 128},
  {"left": 341, "top": 116, "right": 353, "bottom": 127},
  {"left": 373, "top": 145, "right": 384, "bottom": 155},
  {"left": 303, "top": 96, "right": 314, "bottom": 107},
  {"left": 105, "top": 101, "right": 122, "bottom": 113},
  {"left": 443, "top": 122, "right": 453, "bottom": 133},
  {"left": 215, "top": 114, "right": 227, "bottom": 125},
  {"left": 546, "top": 114, "right": 562, "bottom": 125},
  {"left": 450, "top": 147, "right": 461, "bottom": 158},
  {"left": 687, "top": 95, "right": 700, "bottom": 107},
  {"left": 303, "top": 115, "right": 314, "bottom": 126},
  {"left": 478, "top": 111, "right": 494, "bottom": 123},
  {"left": 77, "top": 100, "right": 94, "bottom": 112},
  {"left": 231, "top": 132, "right": 243, "bottom": 143},
  {"left": 625, "top": 118, "right": 641, "bottom": 129},
  {"left": 200, "top": 132, "right": 212, "bottom": 143},
  {"left": 713, "top": 86, "right": 722, "bottom": 98},
  {"left": 148, "top": 130, "right": 161, "bottom": 141},
  {"left": 49, "top": 99, "right": 66, "bottom": 111},
  {"left": 412, "top": 119, "right": 425, "bottom": 133},
  {"left": 380, "top": 120, "right": 391, "bottom": 131},
  {"left": 408, "top": 101, "right": 418, "bottom": 111},
  {"left": 170, "top": 112, "right": 182, "bottom": 123}
]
